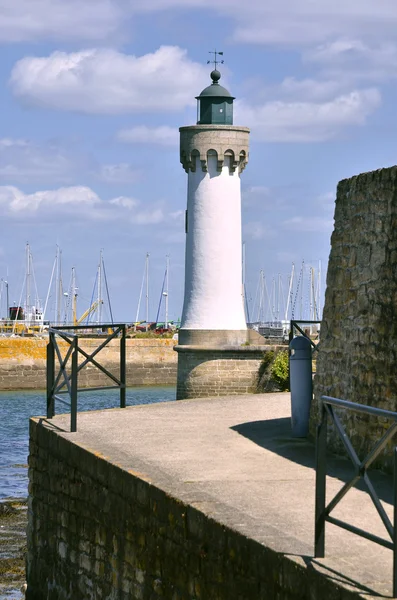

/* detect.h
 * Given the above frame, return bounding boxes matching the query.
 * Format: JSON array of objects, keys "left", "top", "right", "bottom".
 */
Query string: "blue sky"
[{"left": 0, "top": 0, "right": 397, "bottom": 324}]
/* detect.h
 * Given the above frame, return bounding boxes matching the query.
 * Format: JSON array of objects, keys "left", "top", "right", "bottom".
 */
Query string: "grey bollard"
[{"left": 289, "top": 336, "right": 313, "bottom": 437}]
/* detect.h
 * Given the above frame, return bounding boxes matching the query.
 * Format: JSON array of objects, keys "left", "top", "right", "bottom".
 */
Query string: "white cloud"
[
  {"left": 0, "top": 185, "right": 100, "bottom": 213},
  {"left": 110, "top": 195, "right": 163, "bottom": 223},
  {"left": 0, "top": 137, "right": 142, "bottom": 186},
  {"left": 306, "top": 40, "right": 397, "bottom": 84},
  {"left": 10, "top": 46, "right": 207, "bottom": 114},
  {"left": 308, "top": 39, "right": 370, "bottom": 63},
  {"left": 0, "top": 0, "right": 123, "bottom": 43},
  {"left": 117, "top": 126, "right": 179, "bottom": 146},
  {"left": 0, "top": 138, "right": 29, "bottom": 147},
  {"left": 0, "top": 138, "right": 78, "bottom": 184},
  {"left": 135, "top": 0, "right": 397, "bottom": 47},
  {"left": 134, "top": 209, "right": 164, "bottom": 225},
  {"left": 170, "top": 210, "right": 185, "bottom": 221},
  {"left": 242, "top": 186, "right": 271, "bottom": 207},
  {"left": 317, "top": 192, "right": 336, "bottom": 211},
  {"left": 282, "top": 216, "right": 333, "bottom": 233},
  {"left": 237, "top": 88, "right": 381, "bottom": 142},
  {"left": 99, "top": 163, "right": 139, "bottom": 184},
  {"left": 276, "top": 77, "right": 344, "bottom": 102},
  {"left": 308, "top": 39, "right": 397, "bottom": 66},
  {"left": 3, "top": 0, "right": 397, "bottom": 51},
  {"left": 229, "top": 1, "right": 397, "bottom": 46},
  {"left": 243, "top": 186, "right": 271, "bottom": 196},
  {"left": 109, "top": 196, "right": 139, "bottom": 209},
  {"left": 243, "top": 222, "right": 276, "bottom": 241},
  {"left": 0, "top": 184, "right": 168, "bottom": 226}
]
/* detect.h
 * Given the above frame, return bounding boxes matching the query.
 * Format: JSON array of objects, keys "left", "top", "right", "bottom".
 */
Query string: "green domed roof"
[{"left": 196, "top": 70, "right": 235, "bottom": 100}]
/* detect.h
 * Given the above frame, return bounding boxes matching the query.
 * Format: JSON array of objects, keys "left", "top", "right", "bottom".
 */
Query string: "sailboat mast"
[
  {"left": 97, "top": 250, "right": 103, "bottom": 324},
  {"left": 145, "top": 252, "right": 149, "bottom": 329},
  {"left": 43, "top": 251, "right": 57, "bottom": 328},
  {"left": 165, "top": 255, "right": 169, "bottom": 330},
  {"left": 256, "top": 270, "right": 263, "bottom": 322},
  {"left": 72, "top": 267, "right": 77, "bottom": 326},
  {"left": 57, "top": 249, "right": 63, "bottom": 325},
  {"left": 299, "top": 260, "right": 304, "bottom": 320},
  {"left": 135, "top": 254, "right": 146, "bottom": 326},
  {"left": 277, "top": 273, "right": 281, "bottom": 321},
  {"left": 26, "top": 242, "right": 31, "bottom": 324},
  {"left": 54, "top": 246, "right": 59, "bottom": 324},
  {"left": 271, "top": 277, "right": 276, "bottom": 322},
  {"left": 285, "top": 263, "right": 295, "bottom": 321}
]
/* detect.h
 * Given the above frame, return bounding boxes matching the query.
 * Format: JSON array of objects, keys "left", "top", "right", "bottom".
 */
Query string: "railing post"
[
  {"left": 315, "top": 400, "right": 327, "bottom": 557},
  {"left": 70, "top": 337, "right": 78, "bottom": 432},
  {"left": 120, "top": 325, "right": 126, "bottom": 408},
  {"left": 46, "top": 332, "right": 55, "bottom": 418},
  {"left": 393, "top": 448, "right": 397, "bottom": 598}
]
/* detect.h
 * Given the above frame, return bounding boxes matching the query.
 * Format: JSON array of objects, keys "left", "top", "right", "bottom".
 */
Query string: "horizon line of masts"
[
  {"left": 244, "top": 260, "right": 322, "bottom": 324},
  {"left": 1, "top": 246, "right": 323, "bottom": 326},
  {"left": 0, "top": 243, "right": 113, "bottom": 327}
]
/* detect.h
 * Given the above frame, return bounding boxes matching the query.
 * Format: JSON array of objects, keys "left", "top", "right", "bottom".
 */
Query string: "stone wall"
[
  {"left": 0, "top": 337, "right": 177, "bottom": 390},
  {"left": 26, "top": 418, "right": 359, "bottom": 600},
  {"left": 175, "top": 346, "right": 278, "bottom": 400},
  {"left": 313, "top": 166, "right": 397, "bottom": 469}
]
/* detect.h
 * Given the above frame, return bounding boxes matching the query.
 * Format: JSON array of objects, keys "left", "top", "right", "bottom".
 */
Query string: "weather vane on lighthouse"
[{"left": 207, "top": 50, "right": 224, "bottom": 70}]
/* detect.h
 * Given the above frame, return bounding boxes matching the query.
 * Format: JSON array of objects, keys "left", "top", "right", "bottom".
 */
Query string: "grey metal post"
[
  {"left": 315, "top": 402, "right": 327, "bottom": 558},
  {"left": 289, "top": 335, "right": 313, "bottom": 436},
  {"left": 120, "top": 325, "right": 126, "bottom": 408},
  {"left": 70, "top": 337, "right": 78, "bottom": 432},
  {"left": 393, "top": 448, "right": 397, "bottom": 598},
  {"left": 46, "top": 332, "right": 55, "bottom": 418}
]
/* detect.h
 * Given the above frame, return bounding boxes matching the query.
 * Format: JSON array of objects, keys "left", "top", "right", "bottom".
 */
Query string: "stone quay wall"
[
  {"left": 313, "top": 166, "right": 397, "bottom": 469},
  {"left": 27, "top": 418, "right": 358, "bottom": 600},
  {"left": 0, "top": 337, "right": 177, "bottom": 390},
  {"left": 175, "top": 345, "right": 278, "bottom": 400}
]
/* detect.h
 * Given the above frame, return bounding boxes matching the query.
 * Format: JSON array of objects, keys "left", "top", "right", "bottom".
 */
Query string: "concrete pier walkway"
[{"left": 37, "top": 393, "right": 395, "bottom": 598}]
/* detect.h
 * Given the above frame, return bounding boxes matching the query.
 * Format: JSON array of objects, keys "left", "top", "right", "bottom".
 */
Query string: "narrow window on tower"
[{"left": 185, "top": 209, "right": 188, "bottom": 234}]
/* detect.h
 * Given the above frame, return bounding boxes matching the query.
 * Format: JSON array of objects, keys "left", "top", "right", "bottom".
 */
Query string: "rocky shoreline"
[{"left": 0, "top": 499, "right": 27, "bottom": 599}]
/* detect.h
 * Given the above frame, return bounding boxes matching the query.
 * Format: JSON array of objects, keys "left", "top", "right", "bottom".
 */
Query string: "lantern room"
[{"left": 196, "top": 69, "right": 234, "bottom": 126}]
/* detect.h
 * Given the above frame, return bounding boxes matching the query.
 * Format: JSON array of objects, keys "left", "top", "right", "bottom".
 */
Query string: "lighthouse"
[
  {"left": 178, "top": 67, "right": 249, "bottom": 347},
  {"left": 175, "top": 61, "right": 264, "bottom": 400}
]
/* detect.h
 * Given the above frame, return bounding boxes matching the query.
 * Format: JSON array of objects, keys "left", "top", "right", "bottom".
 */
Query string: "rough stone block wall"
[
  {"left": 313, "top": 166, "right": 397, "bottom": 469},
  {"left": 0, "top": 338, "right": 177, "bottom": 390},
  {"left": 176, "top": 347, "right": 276, "bottom": 400},
  {"left": 27, "top": 419, "right": 358, "bottom": 600}
]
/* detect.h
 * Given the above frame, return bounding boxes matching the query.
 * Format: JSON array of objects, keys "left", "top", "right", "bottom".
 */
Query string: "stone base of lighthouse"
[{"left": 175, "top": 329, "right": 268, "bottom": 400}]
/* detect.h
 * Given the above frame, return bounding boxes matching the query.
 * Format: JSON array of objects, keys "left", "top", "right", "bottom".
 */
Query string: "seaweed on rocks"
[{"left": 0, "top": 499, "right": 27, "bottom": 598}]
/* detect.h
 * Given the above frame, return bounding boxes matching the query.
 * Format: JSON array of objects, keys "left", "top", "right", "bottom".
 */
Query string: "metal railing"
[
  {"left": 46, "top": 324, "right": 126, "bottom": 432},
  {"left": 289, "top": 320, "right": 321, "bottom": 351},
  {"left": 315, "top": 395, "right": 397, "bottom": 596}
]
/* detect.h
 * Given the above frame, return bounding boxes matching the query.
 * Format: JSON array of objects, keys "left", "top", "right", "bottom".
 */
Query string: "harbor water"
[{"left": 0, "top": 386, "right": 176, "bottom": 500}]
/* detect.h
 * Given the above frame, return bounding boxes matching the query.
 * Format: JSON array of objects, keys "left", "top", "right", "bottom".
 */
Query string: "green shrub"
[
  {"left": 270, "top": 350, "right": 289, "bottom": 391},
  {"left": 258, "top": 350, "right": 275, "bottom": 380}
]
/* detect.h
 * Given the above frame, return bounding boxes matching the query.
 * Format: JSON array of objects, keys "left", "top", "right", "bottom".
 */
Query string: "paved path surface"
[{"left": 49, "top": 393, "right": 395, "bottom": 599}]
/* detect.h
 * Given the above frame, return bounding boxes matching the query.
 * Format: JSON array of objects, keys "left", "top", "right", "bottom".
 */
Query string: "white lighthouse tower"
[
  {"left": 176, "top": 61, "right": 264, "bottom": 400},
  {"left": 178, "top": 67, "right": 249, "bottom": 347}
]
